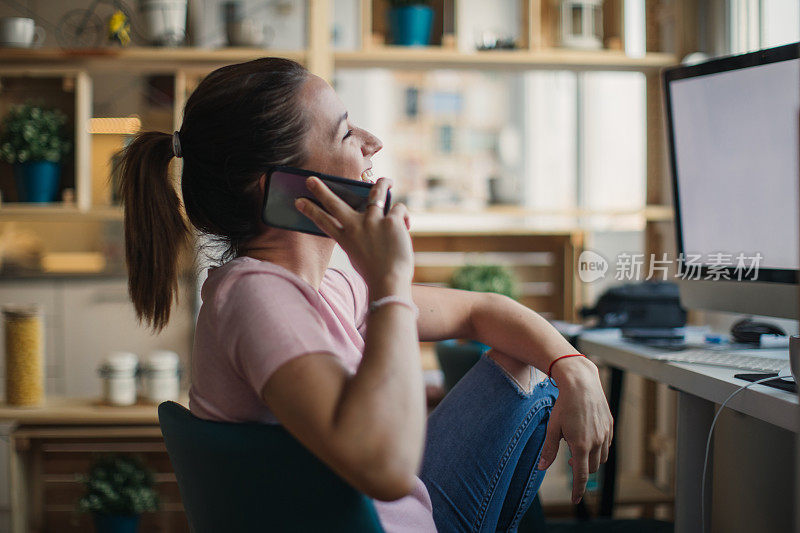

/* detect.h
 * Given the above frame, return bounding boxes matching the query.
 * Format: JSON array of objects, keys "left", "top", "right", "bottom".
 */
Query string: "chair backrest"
[{"left": 158, "top": 401, "right": 384, "bottom": 533}]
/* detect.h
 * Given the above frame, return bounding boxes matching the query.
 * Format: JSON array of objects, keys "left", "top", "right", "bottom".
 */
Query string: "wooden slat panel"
[
  {"left": 413, "top": 265, "right": 557, "bottom": 284},
  {"left": 44, "top": 508, "right": 190, "bottom": 533},
  {"left": 411, "top": 232, "right": 581, "bottom": 321},
  {"left": 44, "top": 479, "right": 182, "bottom": 506},
  {"left": 42, "top": 449, "right": 174, "bottom": 475},
  {"left": 21, "top": 432, "right": 189, "bottom": 533}
]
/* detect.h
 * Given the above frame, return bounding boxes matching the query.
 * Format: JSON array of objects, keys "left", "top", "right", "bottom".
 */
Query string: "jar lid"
[
  {"left": 143, "top": 350, "right": 179, "bottom": 371},
  {"left": 2, "top": 304, "right": 42, "bottom": 319},
  {"left": 101, "top": 351, "right": 139, "bottom": 372}
]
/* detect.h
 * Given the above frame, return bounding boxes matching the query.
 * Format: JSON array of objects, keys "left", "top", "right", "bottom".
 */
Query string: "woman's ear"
[{"left": 258, "top": 173, "right": 266, "bottom": 195}]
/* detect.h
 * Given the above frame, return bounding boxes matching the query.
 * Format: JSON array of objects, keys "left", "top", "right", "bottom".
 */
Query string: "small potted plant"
[
  {"left": 76, "top": 454, "right": 160, "bottom": 533},
  {"left": 0, "top": 103, "right": 71, "bottom": 203},
  {"left": 388, "top": 0, "right": 434, "bottom": 46},
  {"left": 436, "top": 264, "right": 518, "bottom": 390}
]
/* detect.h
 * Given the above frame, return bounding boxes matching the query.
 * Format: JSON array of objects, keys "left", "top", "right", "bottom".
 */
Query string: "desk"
[
  {"left": 0, "top": 397, "right": 189, "bottom": 533},
  {"left": 579, "top": 329, "right": 799, "bottom": 533}
]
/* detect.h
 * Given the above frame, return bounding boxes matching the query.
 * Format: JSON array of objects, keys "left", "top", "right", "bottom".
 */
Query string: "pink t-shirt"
[{"left": 189, "top": 256, "right": 436, "bottom": 533}]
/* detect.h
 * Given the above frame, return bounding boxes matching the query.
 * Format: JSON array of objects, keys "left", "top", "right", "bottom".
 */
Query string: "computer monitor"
[{"left": 663, "top": 42, "right": 800, "bottom": 319}]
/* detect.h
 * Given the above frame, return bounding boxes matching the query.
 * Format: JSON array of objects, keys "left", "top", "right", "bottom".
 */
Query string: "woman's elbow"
[
  {"left": 350, "top": 449, "right": 418, "bottom": 501},
  {"left": 360, "top": 468, "right": 417, "bottom": 501}
]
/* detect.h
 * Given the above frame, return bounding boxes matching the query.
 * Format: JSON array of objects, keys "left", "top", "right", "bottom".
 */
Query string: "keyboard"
[{"left": 654, "top": 349, "right": 788, "bottom": 373}]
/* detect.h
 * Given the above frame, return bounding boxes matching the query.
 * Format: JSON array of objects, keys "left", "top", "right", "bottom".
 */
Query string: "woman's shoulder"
[{"left": 204, "top": 256, "right": 318, "bottom": 309}]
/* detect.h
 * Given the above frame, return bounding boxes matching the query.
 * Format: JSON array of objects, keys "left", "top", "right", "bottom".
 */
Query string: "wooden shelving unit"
[
  {"left": 0, "top": 203, "right": 122, "bottom": 220},
  {"left": 0, "top": 0, "right": 679, "bottom": 221},
  {"left": 0, "top": 47, "right": 306, "bottom": 73}
]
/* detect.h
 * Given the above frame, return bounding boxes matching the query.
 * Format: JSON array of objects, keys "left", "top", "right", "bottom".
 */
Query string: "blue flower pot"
[
  {"left": 13, "top": 161, "right": 61, "bottom": 203},
  {"left": 388, "top": 5, "right": 434, "bottom": 46},
  {"left": 92, "top": 513, "right": 140, "bottom": 533},
  {"left": 435, "top": 339, "right": 491, "bottom": 391}
]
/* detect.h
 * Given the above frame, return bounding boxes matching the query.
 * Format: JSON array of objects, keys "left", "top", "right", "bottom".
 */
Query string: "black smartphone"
[{"left": 261, "top": 165, "right": 391, "bottom": 237}]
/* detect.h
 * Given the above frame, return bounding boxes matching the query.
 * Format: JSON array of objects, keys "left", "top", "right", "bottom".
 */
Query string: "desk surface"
[
  {"left": 0, "top": 396, "right": 189, "bottom": 426},
  {"left": 579, "top": 329, "right": 799, "bottom": 433}
]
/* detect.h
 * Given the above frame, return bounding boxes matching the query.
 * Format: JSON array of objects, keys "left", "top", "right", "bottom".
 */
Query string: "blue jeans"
[{"left": 420, "top": 354, "right": 559, "bottom": 533}]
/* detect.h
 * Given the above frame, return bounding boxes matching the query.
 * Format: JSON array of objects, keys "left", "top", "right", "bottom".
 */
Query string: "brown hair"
[{"left": 115, "top": 57, "right": 310, "bottom": 330}]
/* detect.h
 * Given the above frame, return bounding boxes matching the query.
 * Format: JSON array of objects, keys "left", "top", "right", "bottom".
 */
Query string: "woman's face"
[{"left": 299, "top": 74, "right": 383, "bottom": 182}]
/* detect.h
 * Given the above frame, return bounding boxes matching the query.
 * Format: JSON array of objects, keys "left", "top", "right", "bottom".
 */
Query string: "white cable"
[{"left": 701, "top": 374, "right": 795, "bottom": 533}]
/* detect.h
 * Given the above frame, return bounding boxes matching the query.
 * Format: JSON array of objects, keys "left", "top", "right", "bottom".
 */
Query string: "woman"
[{"left": 117, "top": 57, "right": 613, "bottom": 532}]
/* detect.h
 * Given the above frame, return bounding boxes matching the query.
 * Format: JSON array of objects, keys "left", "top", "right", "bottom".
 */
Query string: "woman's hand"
[
  {"left": 295, "top": 176, "right": 414, "bottom": 292},
  {"left": 537, "top": 356, "right": 613, "bottom": 504}
]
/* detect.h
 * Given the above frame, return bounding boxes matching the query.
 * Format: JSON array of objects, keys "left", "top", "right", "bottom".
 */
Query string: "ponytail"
[{"left": 115, "top": 131, "right": 189, "bottom": 331}]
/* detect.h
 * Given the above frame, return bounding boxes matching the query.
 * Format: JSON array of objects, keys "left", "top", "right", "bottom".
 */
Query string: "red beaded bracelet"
[{"left": 547, "top": 353, "right": 587, "bottom": 379}]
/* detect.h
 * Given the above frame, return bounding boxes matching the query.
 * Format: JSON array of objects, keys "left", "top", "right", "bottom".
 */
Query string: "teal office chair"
[{"left": 158, "top": 401, "right": 384, "bottom": 532}]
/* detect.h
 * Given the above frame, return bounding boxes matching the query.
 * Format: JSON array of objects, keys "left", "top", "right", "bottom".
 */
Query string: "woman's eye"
[{"left": 343, "top": 129, "right": 353, "bottom": 140}]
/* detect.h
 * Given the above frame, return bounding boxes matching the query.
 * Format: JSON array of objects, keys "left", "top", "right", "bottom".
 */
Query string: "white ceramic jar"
[
  {"left": 141, "top": 350, "right": 180, "bottom": 403},
  {"left": 97, "top": 352, "right": 138, "bottom": 406}
]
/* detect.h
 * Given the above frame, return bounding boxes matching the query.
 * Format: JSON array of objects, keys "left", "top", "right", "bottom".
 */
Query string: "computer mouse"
[{"left": 730, "top": 318, "right": 785, "bottom": 345}]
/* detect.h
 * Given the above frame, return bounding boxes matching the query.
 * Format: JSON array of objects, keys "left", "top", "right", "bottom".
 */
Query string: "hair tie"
[{"left": 172, "top": 131, "right": 182, "bottom": 158}]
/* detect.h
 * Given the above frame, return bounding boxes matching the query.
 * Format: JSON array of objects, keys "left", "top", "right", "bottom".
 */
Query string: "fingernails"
[
  {"left": 306, "top": 176, "right": 318, "bottom": 188},
  {"left": 295, "top": 198, "right": 306, "bottom": 211}
]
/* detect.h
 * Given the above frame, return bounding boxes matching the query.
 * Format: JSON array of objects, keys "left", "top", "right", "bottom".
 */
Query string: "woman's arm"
[
  {"left": 468, "top": 293, "right": 612, "bottom": 503},
  {"left": 262, "top": 276, "right": 425, "bottom": 501},
  {"left": 412, "top": 285, "right": 613, "bottom": 504},
  {"left": 412, "top": 283, "right": 480, "bottom": 341}
]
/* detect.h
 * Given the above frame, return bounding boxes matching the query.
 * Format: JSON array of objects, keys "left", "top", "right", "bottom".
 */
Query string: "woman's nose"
[{"left": 362, "top": 130, "right": 383, "bottom": 157}]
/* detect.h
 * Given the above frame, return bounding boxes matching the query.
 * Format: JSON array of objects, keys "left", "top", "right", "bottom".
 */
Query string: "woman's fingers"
[
  {"left": 588, "top": 446, "right": 601, "bottom": 474},
  {"left": 366, "top": 177, "right": 393, "bottom": 218},
  {"left": 569, "top": 451, "right": 590, "bottom": 504},
  {"left": 600, "top": 434, "right": 610, "bottom": 464},
  {"left": 306, "top": 176, "right": 354, "bottom": 222},
  {"left": 537, "top": 418, "right": 562, "bottom": 470},
  {"left": 388, "top": 202, "right": 409, "bottom": 227},
  {"left": 295, "top": 197, "right": 343, "bottom": 236}
]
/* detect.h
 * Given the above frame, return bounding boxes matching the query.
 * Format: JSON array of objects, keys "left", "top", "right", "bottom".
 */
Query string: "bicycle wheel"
[{"left": 56, "top": 9, "right": 105, "bottom": 48}]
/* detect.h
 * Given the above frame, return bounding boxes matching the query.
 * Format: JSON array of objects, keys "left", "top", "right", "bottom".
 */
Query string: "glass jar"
[
  {"left": 97, "top": 352, "right": 138, "bottom": 406},
  {"left": 141, "top": 350, "right": 180, "bottom": 404},
  {"left": 3, "top": 305, "right": 44, "bottom": 406}
]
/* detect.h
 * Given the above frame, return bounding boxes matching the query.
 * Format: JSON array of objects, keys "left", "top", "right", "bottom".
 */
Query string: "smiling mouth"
[{"left": 360, "top": 169, "right": 374, "bottom": 183}]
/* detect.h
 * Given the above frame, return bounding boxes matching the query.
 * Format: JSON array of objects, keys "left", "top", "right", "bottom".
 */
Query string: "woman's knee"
[{"left": 486, "top": 348, "right": 533, "bottom": 394}]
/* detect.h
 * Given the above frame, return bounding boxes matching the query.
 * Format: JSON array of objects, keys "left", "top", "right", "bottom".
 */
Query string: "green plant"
[
  {"left": 387, "top": 0, "right": 431, "bottom": 7},
  {"left": 76, "top": 454, "right": 160, "bottom": 516},
  {"left": 0, "top": 103, "right": 72, "bottom": 164},
  {"left": 449, "top": 264, "right": 517, "bottom": 300}
]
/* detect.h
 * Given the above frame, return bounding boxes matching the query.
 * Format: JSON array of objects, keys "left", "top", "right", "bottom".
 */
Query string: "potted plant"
[
  {"left": 436, "top": 264, "right": 518, "bottom": 390},
  {"left": 0, "top": 103, "right": 71, "bottom": 203},
  {"left": 76, "top": 454, "right": 160, "bottom": 533},
  {"left": 388, "top": 0, "right": 434, "bottom": 46}
]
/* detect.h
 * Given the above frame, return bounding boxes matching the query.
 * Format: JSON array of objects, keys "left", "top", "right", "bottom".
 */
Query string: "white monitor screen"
[{"left": 669, "top": 57, "right": 800, "bottom": 271}]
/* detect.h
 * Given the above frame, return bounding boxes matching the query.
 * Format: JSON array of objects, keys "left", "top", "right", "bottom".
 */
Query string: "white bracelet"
[{"left": 368, "top": 295, "right": 419, "bottom": 319}]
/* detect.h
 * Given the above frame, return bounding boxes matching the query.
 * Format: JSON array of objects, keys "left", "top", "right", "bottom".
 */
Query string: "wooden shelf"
[
  {"left": 0, "top": 396, "right": 188, "bottom": 426},
  {"left": 335, "top": 46, "right": 677, "bottom": 72},
  {"left": 0, "top": 46, "right": 676, "bottom": 73},
  {"left": 0, "top": 204, "right": 123, "bottom": 220},
  {"left": 0, "top": 47, "right": 306, "bottom": 72}
]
